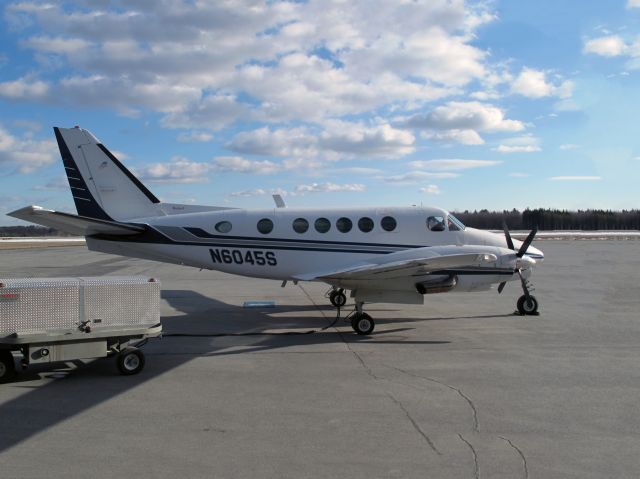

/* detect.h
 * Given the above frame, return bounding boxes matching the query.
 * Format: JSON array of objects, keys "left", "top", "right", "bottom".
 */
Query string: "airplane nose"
[{"left": 527, "top": 245, "right": 544, "bottom": 263}]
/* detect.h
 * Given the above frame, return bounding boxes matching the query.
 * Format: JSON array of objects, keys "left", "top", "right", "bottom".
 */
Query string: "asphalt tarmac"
[{"left": 0, "top": 240, "right": 639, "bottom": 478}]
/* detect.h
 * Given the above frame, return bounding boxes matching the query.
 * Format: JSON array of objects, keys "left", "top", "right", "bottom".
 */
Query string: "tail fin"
[{"left": 54, "top": 126, "right": 162, "bottom": 221}]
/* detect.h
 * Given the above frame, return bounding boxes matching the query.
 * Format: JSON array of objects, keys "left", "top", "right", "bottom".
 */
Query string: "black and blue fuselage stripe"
[{"left": 183, "top": 227, "right": 420, "bottom": 252}]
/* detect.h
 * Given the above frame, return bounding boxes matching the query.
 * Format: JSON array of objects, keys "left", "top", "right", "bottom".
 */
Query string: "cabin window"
[
  {"left": 336, "top": 217, "right": 352, "bottom": 233},
  {"left": 293, "top": 218, "right": 309, "bottom": 234},
  {"left": 215, "top": 221, "right": 232, "bottom": 233},
  {"left": 315, "top": 218, "right": 331, "bottom": 233},
  {"left": 358, "top": 217, "right": 374, "bottom": 232},
  {"left": 257, "top": 218, "right": 274, "bottom": 234},
  {"left": 427, "top": 216, "right": 446, "bottom": 232},
  {"left": 380, "top": 216, "right": 397, "bottom": 232}
]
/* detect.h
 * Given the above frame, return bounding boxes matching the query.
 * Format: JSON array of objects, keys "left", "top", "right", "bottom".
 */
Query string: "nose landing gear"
[{"left": 516, "top": 270, "right": 539, "bottom": 315}]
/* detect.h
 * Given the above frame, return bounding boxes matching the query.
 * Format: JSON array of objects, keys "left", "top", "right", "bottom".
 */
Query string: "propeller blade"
[
  {"left": 516, "top": 226, "right": 538, "bottom": 258},
  {"left": 503, "top": 222, "right": 514, "bottom": 250},
  {"left": 497, "top": 281, "right": 507, "bottom": 294}
]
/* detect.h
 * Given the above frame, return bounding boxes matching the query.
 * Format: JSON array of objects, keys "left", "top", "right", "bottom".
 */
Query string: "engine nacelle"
[{"left": 415, "top": 275, "right": 458, "bottom": 295}]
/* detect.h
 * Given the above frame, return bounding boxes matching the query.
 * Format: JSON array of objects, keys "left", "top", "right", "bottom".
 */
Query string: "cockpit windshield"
[{"left": 447, "top": 214, "right": 466, "bottom": 231}]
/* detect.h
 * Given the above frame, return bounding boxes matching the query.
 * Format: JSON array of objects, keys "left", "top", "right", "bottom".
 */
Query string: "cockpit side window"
[
  {"left": 448, "top": 214, "right": 466, "bottom": 231},
  {"left": 427, "top": 216, "right": 446, "bottom": 232}
]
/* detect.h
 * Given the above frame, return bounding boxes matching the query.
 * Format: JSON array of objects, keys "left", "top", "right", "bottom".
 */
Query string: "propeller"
[{"left": 498, "top": 223, "right": 538, "bottom": 294}]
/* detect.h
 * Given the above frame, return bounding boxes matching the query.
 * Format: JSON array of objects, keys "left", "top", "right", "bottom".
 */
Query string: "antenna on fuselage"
[{"left": 272, "top": 194, "right": 286, "bottom": 208}]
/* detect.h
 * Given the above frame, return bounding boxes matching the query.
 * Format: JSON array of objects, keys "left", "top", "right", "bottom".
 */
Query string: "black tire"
[
  {"left": 351, "top": 313, "right": 375, "bottom": 335},
  {"left": 117, "top": 348, "right": 145, "bottom": 376},
  {"left": 517, "top": 295, "right": 539, "bottom": 315},
  {"left": 0, "top": 350, "right": 16, "bottom": 383},
  {"left": 329, "top": 290, "right": 347, "bottom": 308}
]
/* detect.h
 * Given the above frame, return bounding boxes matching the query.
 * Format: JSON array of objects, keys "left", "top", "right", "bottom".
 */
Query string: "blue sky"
[{"left": 1, "top": 0, "right": 639, "bottom": 225}]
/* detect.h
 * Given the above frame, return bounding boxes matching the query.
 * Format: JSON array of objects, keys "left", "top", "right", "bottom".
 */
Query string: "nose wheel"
[{"left": 517, "top": 294, "right": 538, "bottom": 315}]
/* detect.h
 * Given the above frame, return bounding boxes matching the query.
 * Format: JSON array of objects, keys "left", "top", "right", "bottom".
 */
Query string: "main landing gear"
[
  {"left": 327, "top": 288, "right": 375, "bottom": 335},
  {"left": 350, "top": 302, "right": 375, "bottom": 335}
]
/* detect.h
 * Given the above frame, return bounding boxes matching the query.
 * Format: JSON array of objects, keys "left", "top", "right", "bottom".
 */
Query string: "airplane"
[{"left": 9, "top": 126, "right": 544, "bottom": 335}]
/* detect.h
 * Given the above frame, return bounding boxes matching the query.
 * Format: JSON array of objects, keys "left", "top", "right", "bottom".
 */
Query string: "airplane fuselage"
[{"left": 87, "top": 205, "right": 543, "bottom": 296}]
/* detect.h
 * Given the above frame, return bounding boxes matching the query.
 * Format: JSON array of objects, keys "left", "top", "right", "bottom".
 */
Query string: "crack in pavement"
[
  {"left": 499, "top": 436, "right": 529, "bottom": 479},
  {"left": 458, "top": 434, "right": 480, "bottom": 479},
  {"left": 388, "top": 365, "right": 479, "bottom": 433},
  {"left": 297, "top": 286, "right": 444, "bottom": 456},
  {"left": 387, "top": 392, "right": 441, "bottom": 455}
]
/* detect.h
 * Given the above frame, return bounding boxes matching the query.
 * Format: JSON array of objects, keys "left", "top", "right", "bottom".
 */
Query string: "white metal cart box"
[{"left": 0, "top": 276, "right": 162, "bottom": 381}]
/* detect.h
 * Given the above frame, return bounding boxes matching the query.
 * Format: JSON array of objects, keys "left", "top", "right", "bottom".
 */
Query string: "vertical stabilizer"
[{"left": 54, "top": 127, "right": 163, "bottom": 221}]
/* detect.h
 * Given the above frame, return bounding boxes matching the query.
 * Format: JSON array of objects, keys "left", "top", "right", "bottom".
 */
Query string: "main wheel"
[
  {"left": 117, "top": 348, "right": 146, "bottom": 376},
  {"left": 517, "top": 295, "right": 539, "bottom": 315},
  {"left": 0, "top": 350, "right": 16, "bottom": 383},
  {"left": 329, "top": 289, "right": 347, "bottom": 308},
  {"left": 351, "top": 313, "right": 375, "bottom": 335}
]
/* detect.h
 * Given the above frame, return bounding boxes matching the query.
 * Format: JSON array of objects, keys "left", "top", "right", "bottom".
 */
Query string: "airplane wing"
[
  {"left": 7, "top": 205, "right": 145, "bottom": 237},
  {"left": 296, "top": 251, "right": 497, "bottom": 282}
]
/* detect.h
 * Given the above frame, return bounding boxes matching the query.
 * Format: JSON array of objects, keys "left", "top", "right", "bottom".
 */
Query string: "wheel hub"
[{"left": 123, "top": 355, "right": 140, "bottom": 371}]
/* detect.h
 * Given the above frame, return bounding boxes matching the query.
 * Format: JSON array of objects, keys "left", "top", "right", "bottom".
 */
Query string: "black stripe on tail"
[{"left": 54, "top": 127, "right": 113, "bottom": 221}]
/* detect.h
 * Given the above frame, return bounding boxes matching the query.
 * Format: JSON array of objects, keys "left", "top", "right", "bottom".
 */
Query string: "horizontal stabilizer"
[{"left": 7, "top": 206, "right": 145, "bottom": 237}]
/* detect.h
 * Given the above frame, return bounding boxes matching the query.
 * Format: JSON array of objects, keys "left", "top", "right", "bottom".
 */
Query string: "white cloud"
[
  {"left": 408, "top": 159, "right": 501, "bottom": 170},
  {"left": 383, "top": 171, "right": 459, "bottom": 184},
  {"left": 549, "top": 176, "right": 601, "bottom": 181},
  {"left": 421, "top": 129, "right": 484, "bottom": 145},
  {"left": 177, "top": 131, "right": 214, "bottom": 143},
  {"left": 629, "top": 0, "right": 640, "bottom": 8},
  {"left": 0, "top": 0, "right": 506, "bottom": 129},
  {"left": 22, "top": 36, "right": 91, "bottom": 55},
  {"left": 511, "top": 68, "right": 573, "bottom": 98},
  {"left": 135, "top": 156, "right": 213, "bottom": 183},
  {"left": 212, "top": 156, "right": 280, "bottom": 175},
  {"left": 159, "top": 94, "right": 247, "bottom": 130},
  {"left": 405, "top": 101, "right": 524, "bottom": 145},
  {"left": 583, "top": 35, "right": 628, "bottom": 57},
  {"left": 230, "top": 188, "right": 268, "bottom": 198},
  {"left": 493, "top": 136, "right": 541, "bottom": 154},
  {"left": 0, "top": 77, "right": 49, "bottom": 100},
  {"left": 229, "top": 121, "right": 414, "bottom": 160},
  {"left": 228, "top": 126, "right": 320, "bottom": 158},
  {"left": 318, "top": 121, "right": 415, "bottom": 158},
  {"left": 559, "top": 144, "right": 580, "bottom": 150},
  {"left": 420, "top": 185, "right": 441, "bottom": 195},
  {"left": 294, "top": 182, "right": 365, "bottom": 194},
  {"left": 0, "top": 125, "right": 57, "bottom": 173}
]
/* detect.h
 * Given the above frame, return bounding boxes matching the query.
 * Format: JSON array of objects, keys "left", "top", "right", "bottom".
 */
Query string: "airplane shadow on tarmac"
[{"left": 0, "top": 289, "right": 510, "bottom": 454}]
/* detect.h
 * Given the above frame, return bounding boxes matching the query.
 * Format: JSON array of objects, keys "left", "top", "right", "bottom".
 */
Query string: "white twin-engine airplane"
[{"left": 10, "top": 126, "right": 544, "bottom": 335}]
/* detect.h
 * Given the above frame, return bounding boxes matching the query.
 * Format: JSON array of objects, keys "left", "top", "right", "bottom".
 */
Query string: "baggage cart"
[{"left": 0, "top": 276, "right": 162, "bottom": 382}]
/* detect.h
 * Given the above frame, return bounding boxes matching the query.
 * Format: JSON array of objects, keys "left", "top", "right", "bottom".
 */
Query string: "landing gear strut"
[
  {"left": 350, "top": 302, "right": 375, "bottom": 335},
  {"left": 516, "top": 270, "right": 539, "bottom": 315}
]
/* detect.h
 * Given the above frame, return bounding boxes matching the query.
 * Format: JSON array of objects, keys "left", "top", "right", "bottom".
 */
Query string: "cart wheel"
[
  {"left": 0, "top": 350, "right": 16, "bottom": 383},
  {"left": 117, "top": 348, "right": 145, "bottom": 376}
]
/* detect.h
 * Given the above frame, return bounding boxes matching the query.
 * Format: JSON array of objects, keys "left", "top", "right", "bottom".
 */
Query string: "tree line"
[
  {"left": 0, "top": 226, "right": 73, "bottom": 237},
  {"left": 453, "top": 209, "right": 640, "bottom": 230}
]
